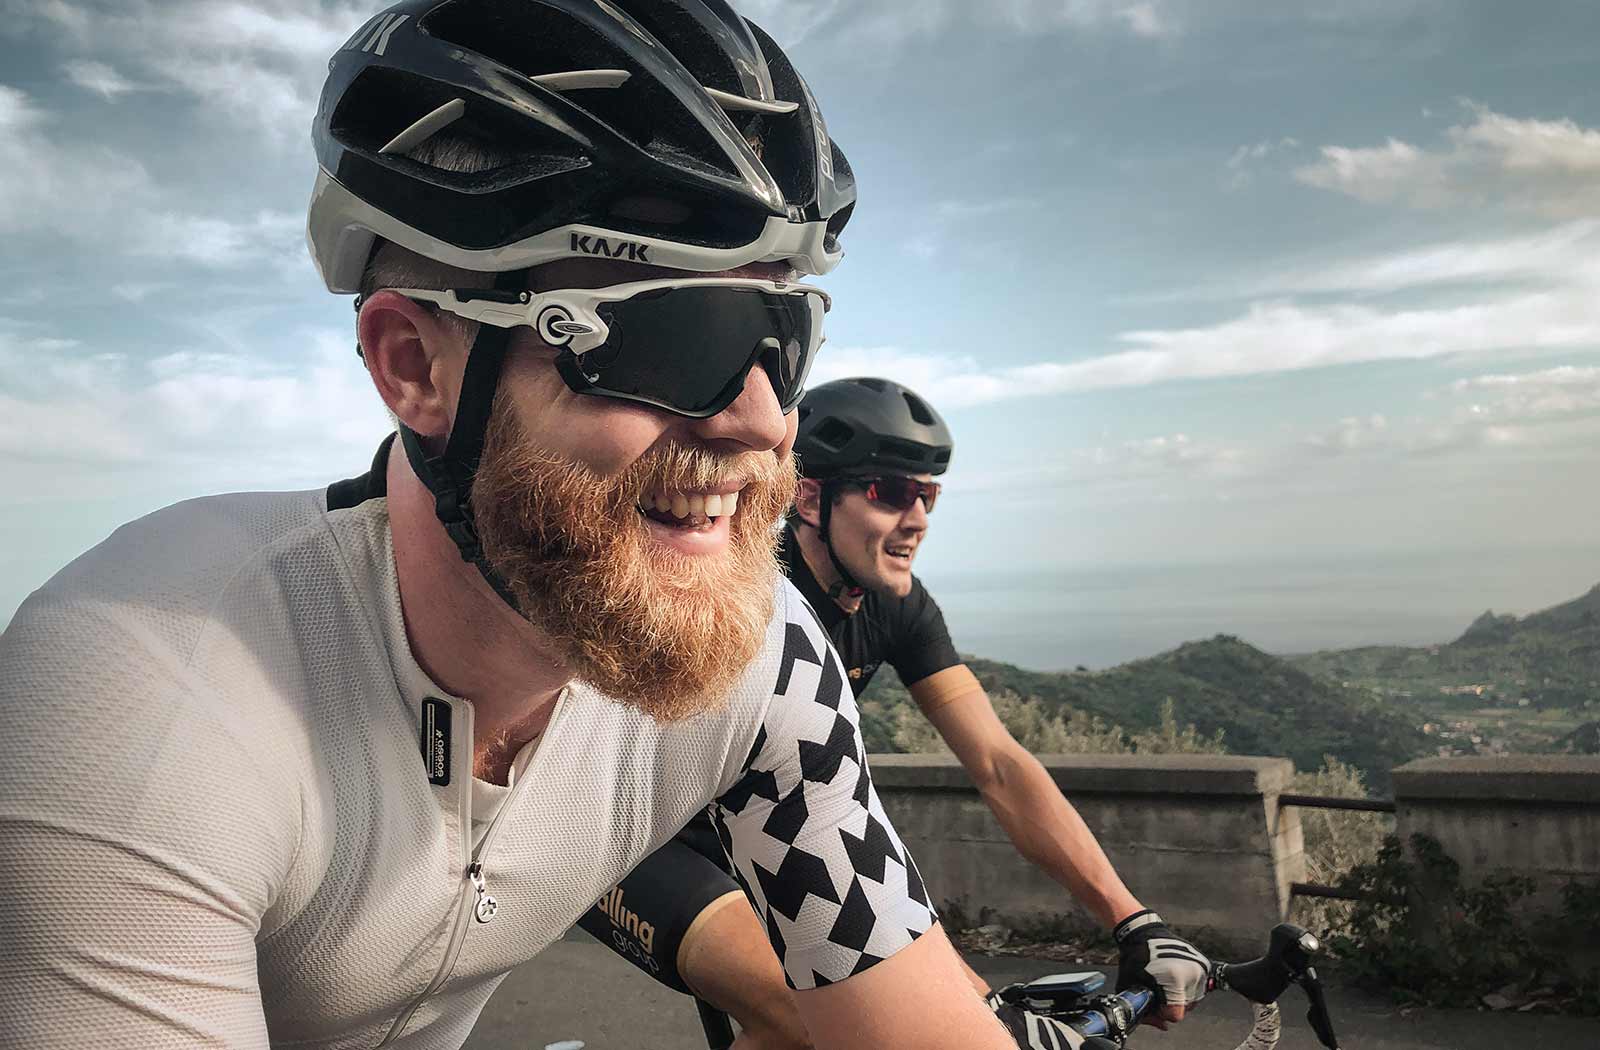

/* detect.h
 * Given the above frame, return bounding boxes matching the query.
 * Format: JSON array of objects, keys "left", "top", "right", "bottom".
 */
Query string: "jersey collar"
[{"left": 781, "top": 525, "right": 852, "bottom": 631}]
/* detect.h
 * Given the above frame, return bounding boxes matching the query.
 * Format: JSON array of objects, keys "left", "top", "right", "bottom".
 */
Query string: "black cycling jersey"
[
  {"left": 779, "top": 525, "right": 961, "bottom": 696},
  {"left": 583, "top": 526, "right": 962, "bottom": 993}
]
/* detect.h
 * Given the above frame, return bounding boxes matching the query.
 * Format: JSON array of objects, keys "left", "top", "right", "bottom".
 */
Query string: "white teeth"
[{"left": 641, "top": 488, "right": 743, "bottom": 521}]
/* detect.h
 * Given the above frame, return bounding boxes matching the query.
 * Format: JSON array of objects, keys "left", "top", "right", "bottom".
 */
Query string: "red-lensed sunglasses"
[{"left": 845, "top": 476, "right": 941, "bottom": 514}]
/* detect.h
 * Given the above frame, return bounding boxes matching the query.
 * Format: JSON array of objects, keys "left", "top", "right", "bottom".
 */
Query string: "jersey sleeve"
[
  {"left": 888, "top": 577, "right": 962, "bottom": 688},
  {"left": 0, "top": 596, "right": 294, "bottom": 1049},
  {"left": 708, "top": 590, "right": 938, "bottom": 990}
]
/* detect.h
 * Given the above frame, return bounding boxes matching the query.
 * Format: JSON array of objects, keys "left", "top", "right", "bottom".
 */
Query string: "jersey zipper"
[
  {"left": 378, "top": 698, "right": 480, "bottom": 1047},
  {"left": 470, "top": 686, "right": 569, "bottom": 869},
  {"left": 379, "top": 689, "right": 570, "bottom": 1046}
]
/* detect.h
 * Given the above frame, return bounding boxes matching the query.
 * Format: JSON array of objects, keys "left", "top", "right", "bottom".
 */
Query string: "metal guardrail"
[
  {"left": 1278, "top": 793, "right": 1397, "bottom": 814},
  {"left": 1279, "top": 793, "right": 1398, "bottom": 902}
]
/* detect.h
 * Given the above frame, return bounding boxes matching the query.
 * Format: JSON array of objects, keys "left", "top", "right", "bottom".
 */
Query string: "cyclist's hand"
[
  {"left": 984, "top": 990, "right": 1087, "bottom": 1050},
  {"left": 1112, "top": 909, "right": 1210, "bottom": 1029}
]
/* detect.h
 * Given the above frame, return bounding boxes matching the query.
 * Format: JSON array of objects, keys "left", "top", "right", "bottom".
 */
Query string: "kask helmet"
[
  {"left": 308, "top": 0, "right": 857, "bottom": 293},
  {"left": 308, "top": 0, "right": 858, "bottom": 607},
  {"left": 795, "top": 378, "right": 953, "bottom": 479}
]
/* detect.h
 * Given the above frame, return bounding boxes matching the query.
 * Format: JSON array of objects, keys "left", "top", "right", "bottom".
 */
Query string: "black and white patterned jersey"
[
  {"left": 709, "top": 601, "right": 938, "bottom": 990},
  {"left": 0, "top": 440, "right": 933, "bottom": 1049}
]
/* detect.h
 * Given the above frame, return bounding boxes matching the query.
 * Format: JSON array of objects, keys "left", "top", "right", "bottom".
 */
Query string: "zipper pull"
[{"left": 468, "top": 862, "right": 498, "bottom": 924}]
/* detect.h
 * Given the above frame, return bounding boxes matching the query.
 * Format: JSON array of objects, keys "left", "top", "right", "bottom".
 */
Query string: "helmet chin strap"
[
  {"left": 397, "top": 271, "right": 526, "bottom": 611},
  {"left": 817, "top": 480, "right": 866, "bottom": 601}
]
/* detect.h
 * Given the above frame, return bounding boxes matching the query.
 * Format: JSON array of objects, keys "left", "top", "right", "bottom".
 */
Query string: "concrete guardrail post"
[{"left": 1391, "top": 755, "right": 1600, "bottom": 914}]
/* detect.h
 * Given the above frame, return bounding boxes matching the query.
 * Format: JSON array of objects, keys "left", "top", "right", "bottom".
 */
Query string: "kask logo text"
[{"left": 571, "top": 234, "right": 650, "bottom": 262}]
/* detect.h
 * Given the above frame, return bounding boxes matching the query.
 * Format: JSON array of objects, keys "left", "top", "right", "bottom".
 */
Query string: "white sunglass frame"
[{"left": 390, "top": 277, "right": 831, "bottom": 360}]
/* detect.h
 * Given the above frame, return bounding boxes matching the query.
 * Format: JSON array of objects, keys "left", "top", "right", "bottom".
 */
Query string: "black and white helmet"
[{"left": 307, "top": 0, "right": 856, "bottom": 293}]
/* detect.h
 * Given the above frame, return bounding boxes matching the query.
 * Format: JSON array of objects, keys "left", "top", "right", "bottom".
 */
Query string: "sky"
[{"left": 3, "top": 0, "right": 1600, "bottom": 659}]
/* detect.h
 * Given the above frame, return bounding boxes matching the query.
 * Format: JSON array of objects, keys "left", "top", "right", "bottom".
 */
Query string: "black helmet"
[
  {"left": 308, "top": 0, "right": 856, "bottom": 292},
  {"left": 795, "top": 377, "right": 953, "bottom": 478}
]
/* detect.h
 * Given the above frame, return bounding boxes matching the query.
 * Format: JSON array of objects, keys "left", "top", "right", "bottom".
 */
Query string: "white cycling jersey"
[{"left": 0, "top": 443, "right": 936, "bottom": 1049}]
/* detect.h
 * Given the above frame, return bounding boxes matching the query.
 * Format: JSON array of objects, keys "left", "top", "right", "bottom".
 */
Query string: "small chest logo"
[
  {"left": 420, "top": 697, "right": 451, "bottom": 786},
  {"left": 570, "top": 233, "right": 650, "bottom": 262}
]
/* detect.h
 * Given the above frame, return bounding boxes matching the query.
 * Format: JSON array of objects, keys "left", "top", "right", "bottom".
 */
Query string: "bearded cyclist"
[
  {"left": 0, "top": 4, "right": 1019, "bottom": 1049},
  {"left": 580, "top": 379, "right": 1210, "bottom": 1050}
]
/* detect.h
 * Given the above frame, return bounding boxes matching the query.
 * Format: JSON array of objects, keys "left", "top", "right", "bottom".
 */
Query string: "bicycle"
[{"left": 696, "top": 922, "right": 1340, "bottom": 1050}]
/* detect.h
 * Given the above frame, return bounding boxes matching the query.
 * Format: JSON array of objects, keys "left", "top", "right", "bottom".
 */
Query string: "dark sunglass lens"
[
  {"left": 586, "top": 287, "right": 821, "bottom": 416},
  {"left": 867, "top": 477, "right": 939, "bottom": 512},
  {"left": 864, "top": 477, "right": 910, "bottom": 510}
]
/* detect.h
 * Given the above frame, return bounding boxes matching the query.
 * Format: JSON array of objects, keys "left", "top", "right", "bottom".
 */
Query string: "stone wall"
[
  {"left": 1392, "top": 755, "right": 1600, "bottom": 910},
  {"left": 869, "top": 753, "right": 1304, "bottom": 955}
]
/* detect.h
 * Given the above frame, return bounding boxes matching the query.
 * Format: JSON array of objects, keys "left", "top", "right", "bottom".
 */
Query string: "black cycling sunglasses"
[
  {"left": 396, "top": 278, "right": 830, "bottom": 419},
  {"left": 845, "top": 476, "right": 941, "bottom": 514}
]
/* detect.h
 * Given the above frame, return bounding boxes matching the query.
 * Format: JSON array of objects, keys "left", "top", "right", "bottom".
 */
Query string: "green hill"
[
  {"left": 860, "top": 635, "right": 1427, "bottom": 787},
  {"left": 1290, "top": 582, "right": 1600, "bottom": 709}
]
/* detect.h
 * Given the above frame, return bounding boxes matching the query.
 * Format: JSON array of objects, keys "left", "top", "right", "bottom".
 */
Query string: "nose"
[
  {"left": 685, "top": 359, "right": 788, "bottom": 452},
  {"left": 899, "top": 496, "right": 929, "bottom": 533}
]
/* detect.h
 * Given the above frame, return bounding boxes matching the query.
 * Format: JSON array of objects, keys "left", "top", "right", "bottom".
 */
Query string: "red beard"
[{"left": 472, "top": 402, "right": 797, "bottom": 721}]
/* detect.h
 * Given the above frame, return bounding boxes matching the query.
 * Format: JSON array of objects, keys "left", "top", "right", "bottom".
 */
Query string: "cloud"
[
  {"left": 1225, "top": 137, "right": 1300, "bottom": 188},
  {"left": 1127, "top": 219, "right": 1600, "bottom": 306},
  {"left": 1117, "top": 2, "right": 1174, "bottom": 38},
  {"left": 0, "top": 84, "right": 305, "bottom": 276},
  {"left": 0, "top": 84, "right": 152, "bottom": 237},
  {"left": 1302, "top": 414, "right": 1390, "bottom": 455},
  {"left": 904, "top": 196, "right": 1040, "bottom": 259},
  {"left": 111, "top": 281, "right": 170, "bottom": 303},
  {"left": 0, "top": 325, "right": 391, "bottom": 497},
  {"left": 1443, "top": 365, "right": 1600, "bottom": 425},
  {"left": 7, "top": 0, "right": 365, "bottom": 141},
  {"left": 62, "top": 58, "right": 140, "bottom": 98},
  {"left": 819, "top": 272, "right": 1600, "bottom": 409},
  {"left": 1289, "top": 364, "right": 1600, "bottom": 465},
  {"left": 1294, "top": 102, "right": 1600, "bottom": 217},
  {"left": 130, "top": 209, "right": 304, "bottom": 268},
  {"left": 933, "top": 197, "right": 1033, "bottom": 220},
  {"left": 738, "top": 0, "right": 1178, "bottom": 49},
  {"left": 1271, "top": 220, "right": 1600, "bottom": 297}
]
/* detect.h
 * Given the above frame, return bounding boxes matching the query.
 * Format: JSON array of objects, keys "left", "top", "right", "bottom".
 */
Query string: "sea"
[{"left": 922, "top": 544, "right": 1600, "bottom": 671}]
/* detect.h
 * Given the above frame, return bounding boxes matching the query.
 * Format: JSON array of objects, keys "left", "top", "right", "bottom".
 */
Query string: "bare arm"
[
  {"left": 909, "top": 665, "right": 1143, "bottom": 929},
  {"left": 793, "top": 924, "right": 1015, "bottom": 1050}
]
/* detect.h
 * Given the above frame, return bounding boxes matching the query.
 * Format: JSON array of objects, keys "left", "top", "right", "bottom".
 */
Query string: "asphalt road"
[{"left": 462, "top": 930, "right": 1598, "bottom": 1050}]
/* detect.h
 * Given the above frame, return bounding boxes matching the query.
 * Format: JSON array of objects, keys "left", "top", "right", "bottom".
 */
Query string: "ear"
[
  {"left": 794, "top": 477, "right": 824, "bottom": 528},
  {"left": 359, "top": 290, "right": 467, "bottom": 439}
]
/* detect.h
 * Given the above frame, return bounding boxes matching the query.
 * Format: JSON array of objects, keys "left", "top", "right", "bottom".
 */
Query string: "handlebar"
[{"left": 996, "top": 923, "right": 1342, "bottom": 1050}]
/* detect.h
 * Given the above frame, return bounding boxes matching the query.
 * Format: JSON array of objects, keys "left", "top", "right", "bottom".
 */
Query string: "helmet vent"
[
  {"left": 878, "top": 438, "right": 925, "bottom": 465},
  {"left": 813, "top": 418, "right": 854, "bottom": 452},
  {"left": 903, "top": 392, "right": 935, "bottom": 426},
  {"left": 854, "top": 377, "right": 887, "bottom": 392}
]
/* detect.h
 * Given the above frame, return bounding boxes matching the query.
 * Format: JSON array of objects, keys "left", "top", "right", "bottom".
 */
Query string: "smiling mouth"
[
  {"left": 636, "top": 487, "right": 742, "bottom": 530},
  {"left": 886, "top": 543, "right": 914, "bottom": 563}
]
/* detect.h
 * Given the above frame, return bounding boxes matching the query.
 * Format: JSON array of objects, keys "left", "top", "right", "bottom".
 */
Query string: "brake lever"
[{"left": 1297, "top": 968, "right": 1341, "bottom": 1050}]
